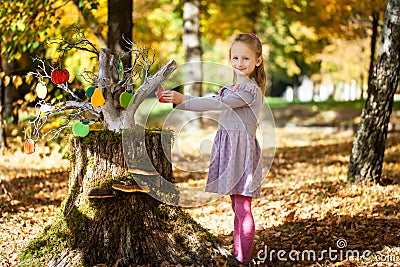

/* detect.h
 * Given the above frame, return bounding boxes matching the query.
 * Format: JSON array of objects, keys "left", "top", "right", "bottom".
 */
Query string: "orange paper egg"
[
  {"left": 91, "top": 88, "right": 105, "bottom": 107},
  {"left": 24, "top": 139, "right": 35, "bottom": 154}
]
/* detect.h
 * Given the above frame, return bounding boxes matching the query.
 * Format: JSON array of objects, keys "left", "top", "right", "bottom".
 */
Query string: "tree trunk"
[
  {"left": 0, "top": 73, "right": 7, "bottom": 154},
  {"left": 2, "top": 53, "right": 18, "bottom": 124},
  {"left": 0, "top": 43, "right": 7, "bottom": 154},
  {"left": 108, "top": 0, "right": 132, "bottom": 69},
  {"left": 292, "top": 76, "right": 300, "bottom": 101},
  {"left": 348, "top": 0, "right": 400, "bottom": 183},
  {"left": 367, "top": 12, "right": 379, "bottom": 87},
  {"left": 20, "top": 130, "right": 234, "bottom": 266},
  {"left": 183, "top": 0, "right": 202, "bottom": 97}
]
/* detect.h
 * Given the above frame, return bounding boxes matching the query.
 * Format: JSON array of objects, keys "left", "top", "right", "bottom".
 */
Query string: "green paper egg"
[
  {"left": 72, "top": 121, "right": 90, "bottom": 137},
  {"left": 120, "top": 91, "right": 133, "bottom": 108},
  {"left": 85, "top": 86, "right": 96, "bottom": 98}
]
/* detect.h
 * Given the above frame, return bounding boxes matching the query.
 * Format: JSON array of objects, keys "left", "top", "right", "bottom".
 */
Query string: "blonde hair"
[{"left": 229, "top": 33, "right": 267, "bottom": 95}]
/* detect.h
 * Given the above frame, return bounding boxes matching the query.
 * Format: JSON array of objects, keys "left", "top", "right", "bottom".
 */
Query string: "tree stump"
[{"left": 19, "top": 130, "right": 236, "bottom": 267}]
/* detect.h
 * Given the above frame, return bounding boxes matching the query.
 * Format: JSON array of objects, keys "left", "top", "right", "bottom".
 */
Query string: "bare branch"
[
  {"left": 30, "top": 56, "right": 51, "bottom": 79},
  {"left": 78, "top": 70, "right": 97, "bottom": 84},
  {"left": 123, "top": 59, "right": 177, "bottom": 129},
  {"left": 48, "top": 26, "right": 99, "bottom": 58},
  {"left": 63, "top": 101, "right": 101, "bottom": 117}
]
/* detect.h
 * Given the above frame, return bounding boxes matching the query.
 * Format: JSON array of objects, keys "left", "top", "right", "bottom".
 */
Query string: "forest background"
[
  {"left": 1, "top": 0, "right": 400, "bottom": 266},
  {"left": 0, "top": 0, "right": 394, "bottom": 124}
]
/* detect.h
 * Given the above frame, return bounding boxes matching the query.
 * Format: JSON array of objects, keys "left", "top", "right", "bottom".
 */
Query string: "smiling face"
[{"left": 230, "top": 41, "right": 262, "bottom": 77}]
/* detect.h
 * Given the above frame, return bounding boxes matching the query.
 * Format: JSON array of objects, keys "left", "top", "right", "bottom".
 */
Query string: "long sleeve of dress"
[{"left": 175, "top": 83, "right": 258, "bottom": 112}]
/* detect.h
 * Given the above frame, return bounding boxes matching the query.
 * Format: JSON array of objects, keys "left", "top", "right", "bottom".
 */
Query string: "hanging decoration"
[
  {"left": 85, "top": 85, "right": 96, "bottom": 98},
  {"left": 72, "top": 120, "right": 90, "bottom": 137},
  {"left": 23, "top": 128, "right": 35, "bottom": 154},
  {"left": 91, "top": 88, "right": 106, "bottom": 107},
  {"left": 120, "top": 91, "right": 133, "bottom": 108},
  {"left": 116, "top": 60, "right": 124, "bottom": 80},
  {"left": 24, "top": 139, "right": 35, "bottom": 154},
  {"left": 51, "top": 68, "right": 70, "bottom": 84},
  {"left": 36, "top": 81, "right": 47, "bottom": 99}
]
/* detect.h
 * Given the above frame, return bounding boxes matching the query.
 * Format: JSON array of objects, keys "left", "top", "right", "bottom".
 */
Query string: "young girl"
[{"left": 161, "top": 33, "right": 266, "bottom": 265}]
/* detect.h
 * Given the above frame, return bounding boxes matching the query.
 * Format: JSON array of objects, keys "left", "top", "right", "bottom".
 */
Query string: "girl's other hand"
[{"left": 161, "top": 90, "right": 185, "bottom": 105}]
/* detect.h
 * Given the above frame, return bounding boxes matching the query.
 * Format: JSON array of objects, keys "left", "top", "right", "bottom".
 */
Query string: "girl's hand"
[{"left": 161, "top": 90, "right": 185, "bottom": 105}]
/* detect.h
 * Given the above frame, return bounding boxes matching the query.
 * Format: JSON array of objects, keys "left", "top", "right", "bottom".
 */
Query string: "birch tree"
[
  {"left": 183, "top": 0, "right": 202, "bottom": 96},
  {"left": 348, "top": 0, "right": 400, "bottom": 183}
]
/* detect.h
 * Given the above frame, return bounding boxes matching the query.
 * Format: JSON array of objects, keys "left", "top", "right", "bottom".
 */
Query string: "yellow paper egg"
[{"left": 36, "top": 82, "right": 47, "bottom": 99}]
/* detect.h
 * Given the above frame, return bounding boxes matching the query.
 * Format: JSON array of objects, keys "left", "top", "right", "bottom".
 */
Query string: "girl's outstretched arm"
[{"left": 162, "top": 87, "right": 256, "bottom": 112}]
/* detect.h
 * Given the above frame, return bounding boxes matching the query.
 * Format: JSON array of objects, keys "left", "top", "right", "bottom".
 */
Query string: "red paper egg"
[{"left": 51, "top": 68, "right": 69, "bottom": 84}]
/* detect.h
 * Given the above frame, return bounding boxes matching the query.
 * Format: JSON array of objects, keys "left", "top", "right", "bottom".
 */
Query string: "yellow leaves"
[
  {"left": 335, "top": 259, "right": 358, "bottom": 266},
  {"left": 2, "top": 75, "right": 25, "bottom": 89},
  {"left": 275, "top": 55, "right": 301, "bottom": 76},
  {"left": 316, "top": 38, "right": 370, "bottom": 84},
  {"left": 291, "top": 4, "right": 302, "bottom": 13},
  {"left": 283, "top": 0, "right": 294, "bottom": 7},
  {"left": 285, "top": 210, "right": 296, "bottom": 222},
  {"left": 25, "top": 73, "right": 34, "bottom": 84},
  {"left": 38, "top": 31, "right": 47, "bottom": 42},
  {"left": 289, "top": 21, "right": 317, "bottom": 41},
  {"left": 15, "top": 20, "right": 26, "bottom": 32},
  {"left": 3, "top": 76, "right": 10, "bottom": 87},
  {"left": 10, "top": 128, "right": 19, "bottom": 136},
  {"left": 24, "top": 92, "right": 36, "bottom": 102},
  {"left": 325, "top": 4, "right": 335, "bottom": 14},
  {"left": 1, "top": 115, "right": 399, "bottom": 265},
  {"left": 366, "top": 230, "right": 375, "bottom": 238},
  {"left": 13, "top": 76, "right": 23, "bottom": 89}
]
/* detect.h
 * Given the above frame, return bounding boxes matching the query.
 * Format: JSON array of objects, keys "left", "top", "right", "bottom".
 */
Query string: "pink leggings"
[{"left": 230, "top": 194, "right": 255, "bottom": 264}]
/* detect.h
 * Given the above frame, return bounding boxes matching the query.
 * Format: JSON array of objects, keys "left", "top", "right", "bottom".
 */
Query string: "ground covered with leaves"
[{"left": 1, "top": 125, "right": 399, "bottom": 266}]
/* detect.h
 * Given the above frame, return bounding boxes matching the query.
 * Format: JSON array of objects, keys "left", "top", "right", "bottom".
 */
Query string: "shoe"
[
  {"left": 87, "top": 186, "right": 114, "bottom": 199},
  {"left": 112, "top": 181, "right": 150, "bottom": 193},
  {"left": 234, "top": 256, "right": 250, "bottom": 267}
]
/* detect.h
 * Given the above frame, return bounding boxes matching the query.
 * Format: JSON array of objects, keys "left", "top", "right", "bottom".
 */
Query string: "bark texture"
[{"left": 348, "top": 0, "right": 400, "bottom": 183}]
